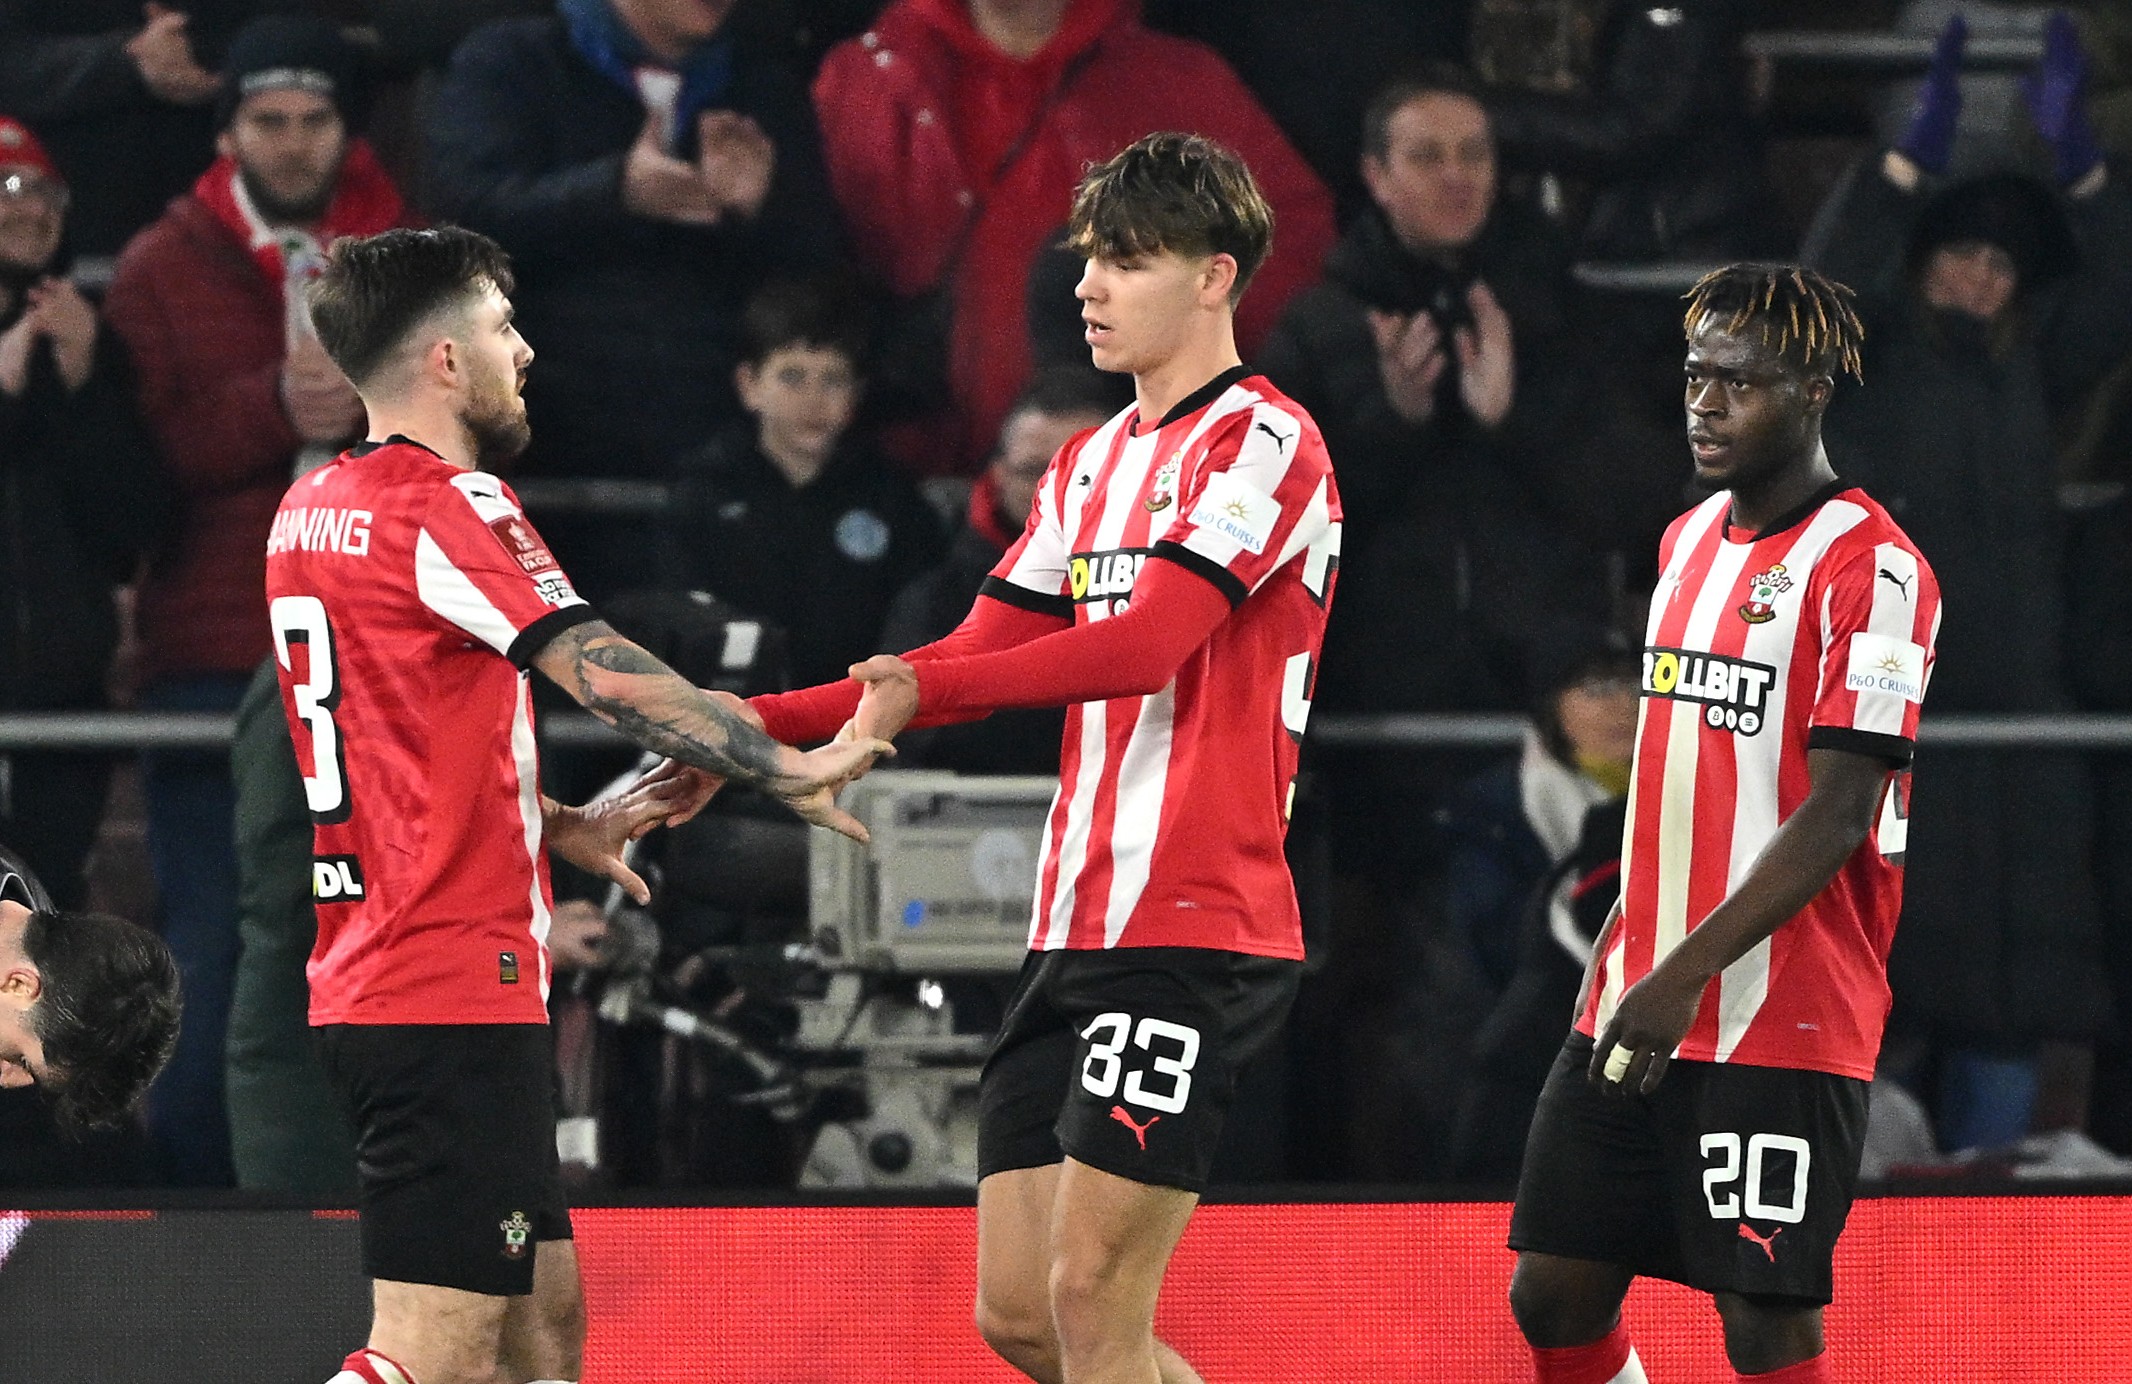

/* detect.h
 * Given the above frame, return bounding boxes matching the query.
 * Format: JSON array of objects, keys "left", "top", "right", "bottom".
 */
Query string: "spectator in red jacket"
[
  {"left": 813, "top": 0, "right": 1335, "bottom": 473},
  {"left": 103, "top": 16, "right": 408, "bottom": 1187}
]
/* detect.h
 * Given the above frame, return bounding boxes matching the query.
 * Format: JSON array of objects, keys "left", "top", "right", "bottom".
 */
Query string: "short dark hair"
[
  {"left": 1683, "top": 263, "right": 1866, "bottom": 384},
  {"left": 1361, "top": 63, "right": 1489, "bottom": 163},
  {"left": 308, "top": 226, "right": 516, "bottom": 388},
  {"left": 738, "top": 274, "right": 870, "bottom": 369},
  {"left": 1064, "top": 133, "right": 1274, "bottom": 301},
  {"left": 23, "top": 910, "right": 181, "bottom": 1134},
  {"left": 1005, "top": 366, "right": 1125, "bottom": 425}
]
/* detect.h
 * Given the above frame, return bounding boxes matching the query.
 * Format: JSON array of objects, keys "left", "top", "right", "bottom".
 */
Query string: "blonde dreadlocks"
[{"left": 1682, "top": 264, "right": 1865, "bottom": 385}]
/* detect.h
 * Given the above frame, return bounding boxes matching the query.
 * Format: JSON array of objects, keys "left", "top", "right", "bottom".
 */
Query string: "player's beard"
[
  {"left": 236, "top": 162, "right": 338, "bottom": 225},
  {"left": 463, "top": 370, "right": 531, "bottom": 474}
]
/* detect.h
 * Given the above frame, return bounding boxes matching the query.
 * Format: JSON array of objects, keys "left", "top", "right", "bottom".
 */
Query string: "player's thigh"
[
  {"left": 1047, "top": 1157, "right": 1199, "bottom": 1328},
  {"left": 977, "top": 1161, "right": 1063, "bottom": 1332},
  {"left": 316, "top": 1023, "right": 565, "bottom": 1300},
  {"left": 1052, "top": 948, "right": 1298, "bottom": 1194},
  {"left": 1508, "top": 1032, "right": 1682, "bottom": 1283},
  {"left": 369, "top": 1278, "right": 510, "bottom": 1384},
  {"left": 979, "top": 952, "right": 1079, "bottom": 1182},
  {"left": 1660, "top": 1060, "right": 1870, "bottom": 1304},
  {"left": 500, "top": 1238, "right": 586, "bottom": 1381}
]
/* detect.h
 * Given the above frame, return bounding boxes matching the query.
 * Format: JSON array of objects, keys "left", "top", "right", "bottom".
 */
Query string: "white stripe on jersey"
[
  {"left": 1604, "top": 496, "right": 1726, "bottom": 1030},
  {"left": 1174, "top": 400, "right": 1306, "bottom": 573},
  {"left": 414, "top": 528, "right": 520, "bottom": 655},
  {"left": 1037, "top": 700, "right": 1111, "bottom": 950},
  {"left": 1853, "top": 541, "right": 1924, "bottom": 737},
  {"left": 1713, "top": 500, "right": 1869, "bottom": 1059},
  {"left": 1033, "top": 391, "right": 1258, "bottom": 949},
  {"left": 1650, "top": 531, "right": 1752, "bottom": 976},
  {"left": 1103, "top": 686, "right": 1177, "bottom": 946},
  {"left": 509, "top": 680, "right": 553, "bottom": 1001},
  {"left": 449, "top": 470, "right": 522, "bottom": 523}
]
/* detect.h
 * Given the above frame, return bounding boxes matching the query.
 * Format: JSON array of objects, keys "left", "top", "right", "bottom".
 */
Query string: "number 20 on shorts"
[
  {"left": 1700, "top": 1131, "right": 1812, "bottom": 1223},
  {"left": 1079, "top": 1014, "right": 1203, "bottom": 1114}
]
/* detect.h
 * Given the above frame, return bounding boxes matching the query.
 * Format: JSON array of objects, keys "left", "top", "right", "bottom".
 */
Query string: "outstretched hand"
[
  {"left": 770, "top": 736, "right": 893, "bottom": 842},
  {"left": 545, "top": 768, "right": 710, "bottom": 904}
]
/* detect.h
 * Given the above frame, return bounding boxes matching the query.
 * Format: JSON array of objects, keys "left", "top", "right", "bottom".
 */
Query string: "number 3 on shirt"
[{"left": 270, "top": 594, "right": 352, "bottom": 823}]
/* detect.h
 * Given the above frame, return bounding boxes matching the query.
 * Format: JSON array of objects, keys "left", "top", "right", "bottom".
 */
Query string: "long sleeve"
[
  {"left": 102, "top": 233, "right": 302, "bottom": 496},
  {"left": 0, "top": 25, "right": 143, "bottom": 123},
  {"left": 748, "top": 592, "right": 1069, "bottom": 743},
  {"left": 913, "top": 555, "right": 1233, "bottom": 718},
  {"left": 425, "top": 24, "right": 640, "bottom": 261},
  {"left": 49, "top": 322, "right": 175, "bottom": 575}
]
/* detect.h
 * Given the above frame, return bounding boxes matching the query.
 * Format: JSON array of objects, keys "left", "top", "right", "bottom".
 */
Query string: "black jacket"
[
  {"left": 661, "top": 428, "right": 946, "bottom": 688},
  {"left": 1808, "top": 162, "right": 2132, "bottom": 1045},
  {"left": 1484, "top": 0, "right": 1784, "bottom": 261},
  {"left": 1257, "top": 203, "right": 1603, "bottom": 713},
  {"left": 0, "top": 313, "right": 169, "bottom": 708},
  {"left": 427, "top": 17, "right": 845, "bottom": 480}
]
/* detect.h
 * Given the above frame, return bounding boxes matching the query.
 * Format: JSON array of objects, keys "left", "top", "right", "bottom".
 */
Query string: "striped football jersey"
[
  {"left": 1578, "top": 483, "right": 1941, "bottom": 1078},
  {"left": 984, "top": 367, "right": 1341, "bottom": 958},
  {"left": 265, "top": 438, "right": 600, "bottom": 1025}
]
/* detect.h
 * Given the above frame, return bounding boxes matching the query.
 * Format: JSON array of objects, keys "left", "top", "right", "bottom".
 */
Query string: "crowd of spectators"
[{"left": 1, "top": 0, "right": 2129, "bottom": 1190}]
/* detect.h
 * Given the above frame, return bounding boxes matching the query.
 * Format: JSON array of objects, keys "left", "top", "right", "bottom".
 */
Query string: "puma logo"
[
  {"left": 1877, "top": 567, "right": 1913, "bottom": 600},
  {"left": 1738, "top": 1222, "right": 1783, "bottom": 1262},
  {"left": 1252, "top": 420, "right": 1291, "bottom": 451},
  {"left": 1109, "top": 1105, "right": 1160, "bottom": 1150}
]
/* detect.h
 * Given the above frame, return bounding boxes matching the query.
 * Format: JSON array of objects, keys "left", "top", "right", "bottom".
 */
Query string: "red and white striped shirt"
[
  {"left": 1578, "top": 483, "right": 1940, "bottom": 1079},
  {"left": 985, "top": 368, "right": 1341, "bottom": 958},
  {"left": 264, "top": 438, "right": 600, "bottom": 1026}
]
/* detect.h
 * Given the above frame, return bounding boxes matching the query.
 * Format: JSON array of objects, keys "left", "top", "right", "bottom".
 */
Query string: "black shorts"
[
  {"left": 978, "top": 946, "right": 1299, "bottom": 1194},
  {"left": 1508, "top": 1032, "right": 1870, "bottom": 1304},
  {"left": 314, "top": 1023, "right": 572, "bottom": 1297}
]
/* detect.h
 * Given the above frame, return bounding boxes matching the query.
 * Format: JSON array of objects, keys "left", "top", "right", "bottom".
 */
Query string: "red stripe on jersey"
[
  {"left": 992, "top": 375, "right": 1341, "bottom": 957},
  {"left": 1587, "top": 487, "right": 1940, "bottom": 1078}
]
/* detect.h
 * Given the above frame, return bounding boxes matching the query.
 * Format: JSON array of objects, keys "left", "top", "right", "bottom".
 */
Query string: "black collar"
[
  {"left": 348, "top": 434, "right": 445, "bottom": 459},
  {"left": 1145, "top": 364, "right": 1253, "bottom": 432},
  {"left": 1730, "top": 477, "right": 1848, "bottom": 542}
]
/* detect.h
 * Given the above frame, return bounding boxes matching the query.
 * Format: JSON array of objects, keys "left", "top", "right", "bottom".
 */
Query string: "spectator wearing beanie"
[{"left": 104, "top": 16, "right": 411, "bottom": 1187}]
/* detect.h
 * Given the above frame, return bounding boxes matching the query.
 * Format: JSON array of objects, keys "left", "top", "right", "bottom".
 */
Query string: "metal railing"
[{"left": 5, "top": 710, "right": 2129, "bottom": 753}]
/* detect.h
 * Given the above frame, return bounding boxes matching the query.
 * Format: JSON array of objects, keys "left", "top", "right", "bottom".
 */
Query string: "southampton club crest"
[
  {"left": 1737, "top": 563, "right": 1793, "bottom": 624},
  {"left": 501, "top": 1210, "right": 532, "bottom": 1260},
  {"left": 1144, "top": 452, "right": 1183, "bottom": 512}
]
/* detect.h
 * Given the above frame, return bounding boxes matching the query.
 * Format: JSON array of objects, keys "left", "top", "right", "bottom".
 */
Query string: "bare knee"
[
  {"left": 975, "top": 1288, "right": 1060, "bottom": 1382},
  {"left": 1714, "top": 1293, "right": 1823, "bottom": 1375},
  {"left": 1508, "top": 1252, "right": 1632, "bottom": 1349},
  {"left": 1047, "top": 1252, "right": 1146, "bottom": 1357}
]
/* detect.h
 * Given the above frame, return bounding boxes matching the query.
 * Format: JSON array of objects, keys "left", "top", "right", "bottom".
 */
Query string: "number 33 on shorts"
[{"left": 1079, "top": 1013, "right": 1202, "bottom": 1115}]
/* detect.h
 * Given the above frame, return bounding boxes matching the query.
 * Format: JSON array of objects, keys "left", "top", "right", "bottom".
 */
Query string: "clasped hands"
[{"left": 623, "top": 108, "right": 776, "bottom": 226}]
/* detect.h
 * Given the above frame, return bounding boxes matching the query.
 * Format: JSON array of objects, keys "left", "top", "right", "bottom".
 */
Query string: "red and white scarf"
[{"left": 192, "top": 138, "right": 407, "bottom": 293}]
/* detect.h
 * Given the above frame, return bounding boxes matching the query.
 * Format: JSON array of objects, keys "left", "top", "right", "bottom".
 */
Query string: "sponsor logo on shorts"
[
  {"left": 1738, "top": 1222, "right": 1783, "bottom": 1261},
  {"left": 501, "top": 1210, "right": 531, "bottom": 1260},
  {"left": 499, "top": 951, "right": 519, "bottom": 985},
  {"left": 1641, "top": 647, "right": 1777, "bottom": 735},
  {"left": 1109, "top": 1105, "right": 1160, "bottom": 1151},
  {"left": 312, "top": 855, "right": 365, "bottom": 901}
]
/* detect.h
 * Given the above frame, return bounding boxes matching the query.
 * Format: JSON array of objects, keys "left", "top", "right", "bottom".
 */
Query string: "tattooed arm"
[{"left": 532, "top": 620, "right": 888, "bottom": 840}]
